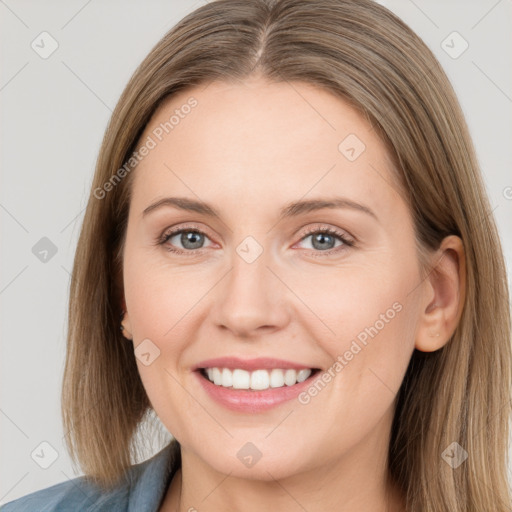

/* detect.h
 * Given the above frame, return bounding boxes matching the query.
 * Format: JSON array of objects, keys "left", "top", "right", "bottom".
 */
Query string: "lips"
[
  {"left": 192, "top": 356, "right": 322, "bottom": 412},
  {"left": 192, "top": 356, "right": 317, "bottom": 372}
]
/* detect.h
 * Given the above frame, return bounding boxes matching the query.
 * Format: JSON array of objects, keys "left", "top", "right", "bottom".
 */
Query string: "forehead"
[{"left": 130, "top": 78, "right": 404, "bottom": 218}]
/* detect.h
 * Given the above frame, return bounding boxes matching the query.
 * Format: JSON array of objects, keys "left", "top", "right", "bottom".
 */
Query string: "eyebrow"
[{"left": 142, "top": 196, "right": 378, "bottom": 221}]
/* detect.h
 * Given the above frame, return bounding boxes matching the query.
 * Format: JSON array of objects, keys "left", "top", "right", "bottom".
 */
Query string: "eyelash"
[{"left": 156, "top": 223, "right": 355, "bottom": 257}]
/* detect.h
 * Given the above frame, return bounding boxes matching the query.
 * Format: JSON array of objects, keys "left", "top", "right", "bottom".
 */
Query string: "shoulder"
[
  {"left": 0, "top": 440, "right": 181, "bottom": 512},
  {"left": 0, "top": 475, "right": 128, "bottom": 512}
]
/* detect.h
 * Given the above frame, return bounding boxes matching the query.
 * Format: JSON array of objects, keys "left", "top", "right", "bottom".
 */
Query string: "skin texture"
[{"left": 121, "top": 76, "right": 465, "bottom": 512}]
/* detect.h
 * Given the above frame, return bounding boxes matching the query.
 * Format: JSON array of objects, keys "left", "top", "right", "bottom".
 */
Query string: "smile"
[{"left": 201, "top": 367, "right": 318, "bottom": 390}]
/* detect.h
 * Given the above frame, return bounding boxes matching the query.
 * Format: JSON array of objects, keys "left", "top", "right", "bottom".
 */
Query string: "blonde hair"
[{"left": 62, "top": 0, "right": 512, "bottom": 509}]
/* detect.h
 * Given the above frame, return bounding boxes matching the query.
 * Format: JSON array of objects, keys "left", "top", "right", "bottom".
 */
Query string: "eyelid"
[
  {"left": 291, "top": 224, "right": 355, "bottom": 256},
  {"left": 158, "top": 221, "right": 213, "bottom": 240},
  {"left": 157, "top": 222, "right": 216, "bottom": 250},
  {"left": 296, "top": 223, "right": 355, "bottom": 244}
]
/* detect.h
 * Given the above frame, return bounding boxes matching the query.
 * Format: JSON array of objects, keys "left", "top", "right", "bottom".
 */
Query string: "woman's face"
[{"left": 121, "top": 77, "right": 428, "bottom": 480}]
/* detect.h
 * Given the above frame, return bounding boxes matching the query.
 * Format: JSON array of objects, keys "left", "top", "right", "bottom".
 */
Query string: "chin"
[{"left": 196, "top": 440, "right": 311, "bottom": 481}]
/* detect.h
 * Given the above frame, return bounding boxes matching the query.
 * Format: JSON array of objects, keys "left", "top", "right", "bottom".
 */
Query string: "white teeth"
[
  {"left": 250, "top": 370, "right": 269, "bottom": 390},
  {"left": 232, "top": 369, "right": 250, "bottom": 389},
  {"left": 212, "top": 367, "right": 222, "bottom": 385},
  {"left": 222, "top": 368, "right": 233, "bottom": 387},
  {"left": 270, "top": 368, "right": 285, "bottom": 388},
  {"left": 284, "top": 369, "right": 297, "bottom": 386},
  {"left": 203, "top": 367, "right": 313, "bottom": 390},
  {"left": 296, "top": 369, "right": 311, "bottom": 383}
]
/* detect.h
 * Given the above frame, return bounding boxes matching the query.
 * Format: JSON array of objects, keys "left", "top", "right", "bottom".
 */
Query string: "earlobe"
[
  {"left": 415, "top": 235, "right": 466, "bottom": 352},
  {"left": 416, "top": 306, "right": 446, "bottom": 352}
]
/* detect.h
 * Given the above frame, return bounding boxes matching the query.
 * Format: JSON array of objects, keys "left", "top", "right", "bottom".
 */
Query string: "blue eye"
[
  {"left": 295, "top": 226, "right": 354, "bottom": 254},
  {"left": 158, "top": 228, "right": 213, "bottom": 255},
  {"left": 157, "top": 224, "right": 354, "bottom": 256}
]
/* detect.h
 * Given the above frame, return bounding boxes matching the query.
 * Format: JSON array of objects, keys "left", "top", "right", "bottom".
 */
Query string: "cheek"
[
  {"left": 123, "top": 245, "right": 207, "bottom": 341},
  {"left": 122, "top": 251, "right": 211, "bottom": 422},
  {"left": 301, "top": 255, "right": 420, "bottom": 405},
  {"left": 123, "top": 254, "right": 199, "bottom": 434},
  {"left": 296, "top": 256, "right": 417, "bottom": 346},
  {"left": 290, "top": 293, "right": 418, "bottom": 462}
]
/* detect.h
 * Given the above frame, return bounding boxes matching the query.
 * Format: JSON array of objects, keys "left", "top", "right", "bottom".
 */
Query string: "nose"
[{"left": 213, "top": 248, "right": 291, "bottom": 339}]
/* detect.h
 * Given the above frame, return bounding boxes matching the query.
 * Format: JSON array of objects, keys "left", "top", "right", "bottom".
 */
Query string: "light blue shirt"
[{"left": 1, "top": 441, "right": 180, "bottom": 511}]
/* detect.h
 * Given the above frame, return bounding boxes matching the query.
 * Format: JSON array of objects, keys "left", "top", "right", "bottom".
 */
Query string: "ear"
[
  {"left": 415, "top": 235, "right": 466, "bottom": 352},
  {"left": 120, "top": 298, "right": 133, "bottom": 340}
]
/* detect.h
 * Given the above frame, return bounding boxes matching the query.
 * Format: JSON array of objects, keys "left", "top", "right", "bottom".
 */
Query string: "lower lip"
[{"left": 194, "top": 370, "right": 319, "bottom": 413}]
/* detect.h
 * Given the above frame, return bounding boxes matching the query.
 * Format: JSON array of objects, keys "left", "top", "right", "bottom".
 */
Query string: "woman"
[{"left": 2, "top": 0, "right": 510, "bottom": 510}]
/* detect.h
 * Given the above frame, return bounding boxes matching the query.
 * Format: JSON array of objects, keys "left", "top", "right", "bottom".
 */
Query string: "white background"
[{"left": 1, "top": 0, "right": 511, "bottom": 504}]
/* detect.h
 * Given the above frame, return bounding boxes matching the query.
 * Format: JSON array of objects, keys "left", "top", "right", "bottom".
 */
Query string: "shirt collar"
[{"left": 127, "top": 439, "right": 181, "bottom": 512}]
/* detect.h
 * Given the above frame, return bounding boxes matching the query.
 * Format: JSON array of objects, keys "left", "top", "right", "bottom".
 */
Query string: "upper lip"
[{"left": 193, "top": 357, "right": 318, "bottom": 372}]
